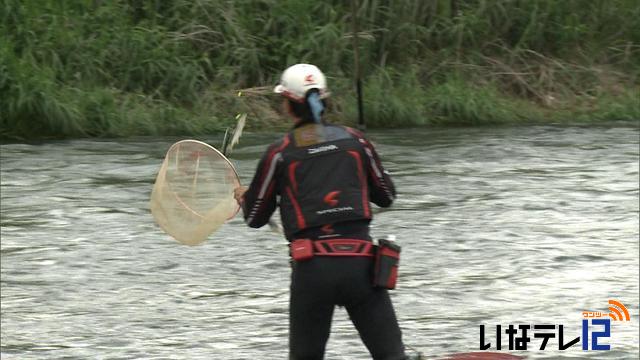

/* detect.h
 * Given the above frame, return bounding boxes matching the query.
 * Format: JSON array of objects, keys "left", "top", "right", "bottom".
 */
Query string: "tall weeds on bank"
[{"left": 1, "top": 0, "right": 638, "bottom": 139}]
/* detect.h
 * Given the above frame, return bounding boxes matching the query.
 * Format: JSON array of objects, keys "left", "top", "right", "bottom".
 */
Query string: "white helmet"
[{"left": 274, "top": 64, "right": 329, "bottom": 102}]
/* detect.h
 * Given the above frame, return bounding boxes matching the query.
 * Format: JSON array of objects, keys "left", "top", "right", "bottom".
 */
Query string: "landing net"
[{"left": 150, "top": 140, "right": 240, "bottom": 245}]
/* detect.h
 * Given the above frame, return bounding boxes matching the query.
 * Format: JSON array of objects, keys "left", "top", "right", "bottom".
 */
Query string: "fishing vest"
[{"left": 278, "top": 124, "right": 372, "bottom": 238}]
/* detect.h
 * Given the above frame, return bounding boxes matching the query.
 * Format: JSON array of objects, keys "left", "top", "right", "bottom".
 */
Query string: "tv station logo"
[
  {"left": 479, "top": 299, "right": 631, "bottom": 352},
  {"left": 582, "top": 299, "right": 631, "bottom": 321}
]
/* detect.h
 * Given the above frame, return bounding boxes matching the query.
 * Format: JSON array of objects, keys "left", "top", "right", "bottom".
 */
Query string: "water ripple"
[{"left": 1, "top": 125, "right": 638, "bottom": 359}]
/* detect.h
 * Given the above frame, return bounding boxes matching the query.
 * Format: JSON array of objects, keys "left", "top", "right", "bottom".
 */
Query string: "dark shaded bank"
[{"left": 1, "top": 0, "right": 639, "bottom": 140}]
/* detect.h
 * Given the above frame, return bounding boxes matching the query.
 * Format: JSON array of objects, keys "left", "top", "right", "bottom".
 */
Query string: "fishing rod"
[
  {"left": 351, "top": 0, "right": 365, "bottom": 131},
  {"left": 350, "top": 4, "right": 425, "bottom": 359}
]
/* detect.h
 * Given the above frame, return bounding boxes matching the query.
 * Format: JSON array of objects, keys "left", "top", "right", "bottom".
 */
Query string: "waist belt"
[{"left": 312, "top": 239, "right": 374, "bottom": 257}]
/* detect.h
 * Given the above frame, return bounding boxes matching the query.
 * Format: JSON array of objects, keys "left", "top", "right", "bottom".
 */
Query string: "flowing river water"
[{"left": 1, "top": 125, "right": 639, "bottom": 359}]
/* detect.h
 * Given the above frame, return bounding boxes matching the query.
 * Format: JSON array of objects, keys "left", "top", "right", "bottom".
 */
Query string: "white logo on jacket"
[
  {"left": 316, "top": 206, "right": 354, "bottom": 215},
  {"left": 307, "top": 144, "right": 338, "bottom": 154}
]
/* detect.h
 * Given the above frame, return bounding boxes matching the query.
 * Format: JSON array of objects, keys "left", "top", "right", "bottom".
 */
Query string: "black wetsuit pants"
[{"left": 289, "top": 256, "right": 406, "bottom": 360}]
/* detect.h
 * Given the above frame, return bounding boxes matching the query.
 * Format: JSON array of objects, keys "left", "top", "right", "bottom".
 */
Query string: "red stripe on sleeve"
[
  {"left": 288, "top": 161, "right": 300, "bottom": 194},
  {"left": 285, "top": 186, "right": 306, "bottom": 229},
  {"left": 347, "top": 150, "right": 371, "bottom": 218}
]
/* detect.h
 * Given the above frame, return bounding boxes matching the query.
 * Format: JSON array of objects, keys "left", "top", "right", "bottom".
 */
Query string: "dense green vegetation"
[{"left": 2, "top": 0, "right": 639, "bottom": 139}]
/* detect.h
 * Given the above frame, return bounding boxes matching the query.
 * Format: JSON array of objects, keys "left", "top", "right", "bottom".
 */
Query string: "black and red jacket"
[{"left": 241, "top": 123, "right": 395, "bottom": 241}]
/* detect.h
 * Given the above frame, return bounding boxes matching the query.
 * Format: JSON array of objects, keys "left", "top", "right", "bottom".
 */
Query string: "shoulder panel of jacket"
[{"left": 242, "top": 134, "right": 291, "bottom": 228}]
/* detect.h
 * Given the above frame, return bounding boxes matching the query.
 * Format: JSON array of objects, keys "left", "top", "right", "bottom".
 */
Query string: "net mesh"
[{"left": 150, "top": 140, "right": 240, "bottom": 245}]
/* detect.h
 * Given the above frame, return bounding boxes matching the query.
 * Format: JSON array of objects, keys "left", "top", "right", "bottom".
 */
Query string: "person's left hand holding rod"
[{"left": 234, "top": 186, "right": 248, "bottom": 205}]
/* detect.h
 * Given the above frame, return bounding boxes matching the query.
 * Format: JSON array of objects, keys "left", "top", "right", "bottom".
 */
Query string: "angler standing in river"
[{"left": 234, "top": 64, "right": 407, "bottom": 360}]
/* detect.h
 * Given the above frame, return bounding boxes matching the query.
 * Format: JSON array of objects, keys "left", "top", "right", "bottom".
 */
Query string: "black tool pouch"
[{"left": 373, "top": 239, "right": 401, "bottom": 289}]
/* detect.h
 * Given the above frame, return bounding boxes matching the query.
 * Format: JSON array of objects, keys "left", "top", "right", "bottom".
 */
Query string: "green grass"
[
  {"left": 571, "top": 89, "right": 640, "bottom": 122},
  {"left": 1, "top": 0, "right": 638, "bottom": 139}
]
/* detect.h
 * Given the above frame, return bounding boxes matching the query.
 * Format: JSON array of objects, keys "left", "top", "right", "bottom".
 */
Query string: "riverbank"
[{"left": 1, "top": 0, "right": 638, "bottom": 140}]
